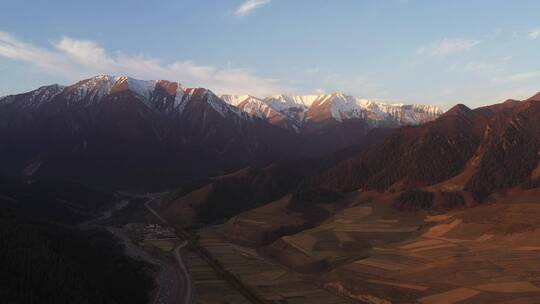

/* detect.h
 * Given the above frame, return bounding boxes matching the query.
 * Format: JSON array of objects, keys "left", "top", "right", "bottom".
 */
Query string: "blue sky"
[{"left": 1, "top": 0, "right": 540, "bottom": 108}]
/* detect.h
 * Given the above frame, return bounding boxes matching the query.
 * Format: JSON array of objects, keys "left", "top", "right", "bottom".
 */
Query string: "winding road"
[
  {"left": 145, "top": 196, "right": 194, "bottom": 304},
  {"left": 107, "top": 227, "right": 181, "bottom": 304},
  {"left": 80, "top": 193, "right": 193, "bottom": 304}
]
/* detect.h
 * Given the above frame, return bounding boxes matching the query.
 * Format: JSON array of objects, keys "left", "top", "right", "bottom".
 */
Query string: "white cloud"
[
  {"left": 55, "top": 37, "right": 112, "bottom": 67},
  {"left": 0, "top": 31, "right": 290, "bottom": 96},
  {"left": 0, "top": 32, "right": 74, "bottom": 75},
  {"left": 528, "top": 28, "right": 540, "bottom": 39},
  {"left": 235, "top": 0, "right": 271, "bottom": 16},
  {"left": 418, "top": 38, "right": 481, "bottom": 57}
]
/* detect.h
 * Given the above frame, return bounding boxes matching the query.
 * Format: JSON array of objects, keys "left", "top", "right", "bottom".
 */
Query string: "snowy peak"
[
  {"left": 222, "top": 92, "right": 442, "bottom": 128},
  {"left": 61, "top": 75, "right": 247, "bottom": 118},
  {"left": 2, "top": 75, "right": 245, "bottom": 120},
  {"left": 305, "top": 92, "right": 442, "bottom": 124},
  {"left": 220, "top": 95, "right": 252, "bottom": 107},
  {"left": 2, "top": 76, "right": 442, "bottom": 133},
  {"left": 220, "top": 94, "right": 309, "bottom": 129},
  {"left": 263, "top": 94, "right": 319, "bottom": 110},
  {"left": 0, "top": 84, "right": 65, "bottom": 108},
  {"left": 65, "top": 75, "right": 161, "bottom": 102},
  {"left": 308, "top": 93, "right": 368, "bottom": 122},
  {"left": 111, "top": 76, "right": 157, "bottom": 100}
]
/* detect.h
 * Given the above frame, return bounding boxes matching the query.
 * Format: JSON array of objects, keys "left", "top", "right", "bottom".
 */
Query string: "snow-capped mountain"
[
  {"left": 220, "top": 94, "right": 303, "bottom": 130},
  {"left": 221, "top": 92, "right": 442, "bottom": 131},
  {"left": 0, "top": 75, "right": 297, "bottom": 189},
  {"left": 59, "top": 75, "right": 248, "bottom": 119},
  {"left": 220, "top": 95, "right": 278, "bottom": 120},
  {"left": 0, "top": 75, "right": 442, "bottom": 190},
  {"left": 1, "top": 75, "right": 248, "bottom": 120}
]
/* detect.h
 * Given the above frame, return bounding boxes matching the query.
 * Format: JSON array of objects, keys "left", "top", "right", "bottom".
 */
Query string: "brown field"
[
  {"left": 220, "top": 188, "right": 540, "bottom": 303},
  {"left": 191, "top": 229, "right": 352, "bottom": 304},
  {"left": 143, "top": 239, "right": 177, "bottom": 252},
  {"left": 185, "top": 251, "right": 252, "bottom": 304}
]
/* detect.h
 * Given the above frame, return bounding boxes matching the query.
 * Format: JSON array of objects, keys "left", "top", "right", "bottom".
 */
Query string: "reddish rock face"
[
  {"left": 312, "top": 92, "right": 540, "bottom": 203},
  {"left": 156, "top": 80, "right": 179, "bottom": 95},
  {"left": 0, "top": 76, "right": 291, "bottom": 190},
  {"left": 0, "top": 76, "right": 399, "bottom": 190}
]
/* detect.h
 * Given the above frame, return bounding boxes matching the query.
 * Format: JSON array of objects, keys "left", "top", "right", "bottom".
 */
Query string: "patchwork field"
[
  {"left": 218, "top": 189, "right": 540, "bottom": 303},
  {"left": 185, "top": 250, "right": 252, "bottom": 304},
  {"left": 191, "top": 230, "right": 352, "bottom": 304},
  {"left": 325, "top": 193, "right": 540, "bottom": 303}
]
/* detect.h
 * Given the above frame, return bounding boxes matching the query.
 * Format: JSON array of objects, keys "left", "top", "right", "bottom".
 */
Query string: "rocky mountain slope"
[
  {"left": 309, "top": 93, "right": 540, "bottom": 205},
  {"left": 0, "top": 75, "right": 440, "bottom": 190},
  {"left": 217, "top": 92, "right": 540, "bottom": 250},
  {"left": 210, "top": 92, "right": 540, "bottom": 304},
  {"left": 0, "top": 75, "right": 299, "bottom": 189}
]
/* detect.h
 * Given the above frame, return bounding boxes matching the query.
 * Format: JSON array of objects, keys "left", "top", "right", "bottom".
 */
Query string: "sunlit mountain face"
[
  {"left": 4, "top": 74, "right": 540, "bottom": 304},
  {"left": 4, "top": 2, "right": 540, "bottom": 304},
  {"left": 0, "top": 75, "right": 440, "bottom": 190}
]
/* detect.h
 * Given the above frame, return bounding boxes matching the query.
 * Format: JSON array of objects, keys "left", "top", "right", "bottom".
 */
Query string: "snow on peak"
[
  {"left": 201, "top": 90, "right": 246, "bottom": 118},
  {"left": 114, "top": 76, "right": 157, "bottom": 100},
  {"left": 1, "top": 76, "right": 441, "bottom": 128},
  {"left": 220, "top": 95, "right": 251, "bottom": 107},
  {"left": 264, "top": 95, "right": 319, "bottom": 110},
  {"left": 67, "top": 75, "right": 158, "bottom": 102},
  {"left": 0, "top": 84, "right": 65, "bottom": 108},
  {"left": 221, "top": 92, "right": 441, "bottom": 126},
  {"left": 61, "top": 75, "right": 186, "bottom": 111},
  {"left": 60, "top": 76, "right": 232, "bottom": 118},
  {"left": 308, "top": 93, "right": 442, "bottom": 124}
]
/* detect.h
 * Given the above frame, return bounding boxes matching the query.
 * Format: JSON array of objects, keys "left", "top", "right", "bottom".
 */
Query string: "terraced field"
[
  {"left": 220, "top": 190, "right": 540, "bottom": 303},
  {"left": 185, "top": 251, "right": 252, "bottom": 304},
  {"left": 192, "top": 230, "right": 352, "bottom": 304},
  {"left": 325, "top": 194, "right": 540, "bottom": 303}
]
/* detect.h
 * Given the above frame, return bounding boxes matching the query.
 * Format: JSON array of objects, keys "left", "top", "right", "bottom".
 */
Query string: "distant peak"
[{"left": 442, "top": 104, "right": 472, "bottom": 117}]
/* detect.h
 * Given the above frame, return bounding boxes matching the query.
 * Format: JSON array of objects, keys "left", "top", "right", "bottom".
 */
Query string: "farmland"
[
  {"left": 187, "top": 228, "right": 352, "bottom": 304},
  {"left": 220, "top": 190, "right": 540, "bottom": 303}
]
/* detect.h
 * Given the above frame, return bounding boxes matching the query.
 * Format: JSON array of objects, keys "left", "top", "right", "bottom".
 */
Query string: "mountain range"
[
  {"left": 186, "top": 90, "right": 540, "bottom": 304},
  {"left": 312, "top": 93, "right": 540, "bottom": 203},
  {"left": 220, "top": 93, "right": 441, "bottom": 131},
  {"left": 5, "top": 75, "right": 540, "bottom": 304},
  {"left": 0, "top": 75, "right": 440, "bottom": 190},
  {"left": 161, "top": 90, "right": 540, "bottom": 236}
]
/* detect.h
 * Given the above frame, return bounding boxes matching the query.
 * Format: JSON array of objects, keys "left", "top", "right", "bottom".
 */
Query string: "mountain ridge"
[
  {"left": 1, "top": 75, "right": 437, "bottom": 190},
  {"left": 220, "top": 92, "right": 442, "bottom": 131}
]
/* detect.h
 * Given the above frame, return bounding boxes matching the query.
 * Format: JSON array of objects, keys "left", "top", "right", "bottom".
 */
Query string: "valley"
[
  {"left": 5, "top": 3, "right": 540, "bottom": 303},
  {"left": 4, "top": 78, "right": 540, "bottom": 304}
]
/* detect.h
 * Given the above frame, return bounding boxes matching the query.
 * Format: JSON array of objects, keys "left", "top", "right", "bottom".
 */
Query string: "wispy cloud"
[
  {"left": 0, "top": 31, "right": 290, "bottom": 96},
  {"left": 235, "top": 0, "right": 271, "bottom": 16},
  {"left": 418, "top": 38, "right": 481, "bottom": 57},
  {"left": 528, "top": 27, "right": 540, "bottom": 39}
]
